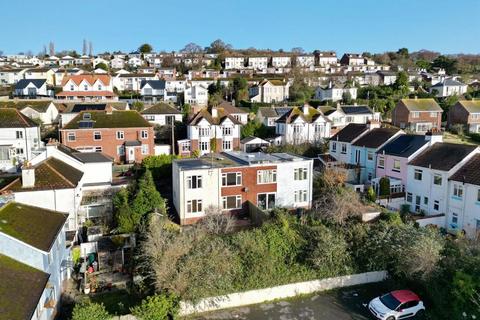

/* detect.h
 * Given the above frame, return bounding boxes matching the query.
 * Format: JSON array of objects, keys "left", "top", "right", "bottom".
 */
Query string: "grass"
[
  {"left": 90, "top": 289, "right": 143, "bottom": 315},
  {"left": 442, "top": 131, "right": 480, "bottom": 146}
]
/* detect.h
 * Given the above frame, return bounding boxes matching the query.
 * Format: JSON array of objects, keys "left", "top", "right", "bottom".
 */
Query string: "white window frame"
[
  {"left": 378, "top": 156, "right": 385, "bottom": 169},
  {"left": 257, "top": 169, "right": 277, "bottom": 184},
  {"left": 222, "top": 172, "right": 242, "bottom": 186},
  {"left": 433, "top": 174, "right": 442, "bottom": 186},
  {"left": 141, "top": 144, "right": 149, "bottom": 155},
  {"left": 453, "top": 184, "right": 463, "bottom": 199},
  {"left": 393, "top": 159, "right": 401, "bottom": 172},
  {"left": 187, "top": 175, "right": 202, "bottom": 189},
  {"left": 222, "top": 195, "right": 242, "bottom": 210},
  {"left": 67, "top": 132, "right": 76, "bottom": 142},
  {"left": 414, "top": 169, "right": 423, "bottom": 181},
  {"left": 186, "top": 199, "right": 203, "bottom": 213},
  {"left": 93, "top": 131, "right": 102, "bottom": 141},
  {"left": 294, "top": 168, "right": 308, "bottom": 181},
  {"left": 222, "top": 140, "right": 232, "bottom": 151},
  {"left": 116, "top": 131, "right": 125, "bottom": 140},
  {"left": 141, "top": 130, "right": 148, "bottom": 139}
]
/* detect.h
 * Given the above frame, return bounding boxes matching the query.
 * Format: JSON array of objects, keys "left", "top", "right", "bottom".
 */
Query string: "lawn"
[
  {"left": 90, "top": 289, "right": 143, "bottom": 315},
  {"left": 442, "top": 131, "right": 480, "bottom": 146}
]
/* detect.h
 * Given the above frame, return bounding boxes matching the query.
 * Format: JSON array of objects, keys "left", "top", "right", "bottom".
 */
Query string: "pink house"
[{"left": 374, "top": 132, "right": 442, "bottom": 194}]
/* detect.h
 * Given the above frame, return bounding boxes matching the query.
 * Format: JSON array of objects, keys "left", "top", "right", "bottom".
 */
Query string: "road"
[{"left": 192, "top": 283, "right": 396, "bottom": 320}]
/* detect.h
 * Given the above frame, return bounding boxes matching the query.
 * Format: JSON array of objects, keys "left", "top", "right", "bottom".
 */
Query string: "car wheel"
[
  {"left": 386, "top": 317, "right": 396, "bottom": 320},
  {"left": 416, "top": 309, "right": 426, "bottom": 319}
]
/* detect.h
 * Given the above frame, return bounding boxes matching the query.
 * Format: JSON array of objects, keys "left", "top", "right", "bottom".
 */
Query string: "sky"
[{"left": 2, "top": 0, "right": 480, "bottom": 55}]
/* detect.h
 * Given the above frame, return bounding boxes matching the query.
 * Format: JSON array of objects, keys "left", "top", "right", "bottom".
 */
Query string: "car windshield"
[{"left": 380, "top": 293, "right": 401, "bottom": 310}]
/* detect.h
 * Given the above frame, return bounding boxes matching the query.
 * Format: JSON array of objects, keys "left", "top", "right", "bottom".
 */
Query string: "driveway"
[{"left": 191, "top": 282, "right": 416, "bottom": 320}]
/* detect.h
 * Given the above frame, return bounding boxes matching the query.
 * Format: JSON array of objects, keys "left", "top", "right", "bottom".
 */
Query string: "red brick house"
[
  {"left": 59, "top": 110, "right": 154, "bottom": 163},
  {"left": 448, "top": 100, "right": 480, "bottom": 133},
  {"left": 392, "top": 98, "right": 443, "bottom": 133}
]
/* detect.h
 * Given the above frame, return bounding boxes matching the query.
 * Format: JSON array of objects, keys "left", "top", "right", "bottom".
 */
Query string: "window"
[
  {"left": 393, "top": 159, "right": 401, "bottom": 172},
  {"left": 93, "top": 131, "right": 102, "bottom": 140},
  {"left": 116, "top": 131, "right": 124, "bottom": 140},
  {"left": 141, "top": 144, "right": 149, "bottom": 155},
  {"left": 15, "top": 148, "right": 24, "bottom": 155},
  {"left": 314, "top": 124, "right": 324, "bottom": 134},
  {"left": 434, "top": 200, "right": 439, "bottom": 211},
  {"left": 355, "top": 150, "right": 361, "bottom": 164},
  {"left": 257, "top": 169, "right": 277, "bottom": 184},
  {"left": 414, "top": 169, "right": 423, "bottom": 181},
  {"left": 294, "top": 168, "right": 308, "bottom": 180},
  {"left": 67, "top": 132, "right": 76, "bottom": 142},
  {"left": 477, "top": 189, "right": 480, "bottom": 202},
  {"left": 412, "top": 111, "right": 420, "bottom": 118},
  {"left": 222, "top": 172, "right": 241, "bottom": 186},
  {"left": 378, "top": 156, "right": 385, "bottom": 169},
  {"left": 433, "top": 174, "right": 442, "bottom": 185},
  {"left": 367, "top": 151, "right": 374, "bottom": 161},
  {"left": 187, "top": 175, "right": 202, "bottom": 189},
  {"left": 95, "top": 146, "right": 102, "bottom": 152},
  {"left": 452, "top": 212, "right": 458, "bottom": 225},
  {"left": 181, "top": 141, "right": 190, "bottom": 152},
  {"left": 430, "top": 112, "right": 437, "bottom": 117},
  {"left": 141, "top": 130, "right": 148, "bottom": 139},
  {"left": 332, "top": 142, "right": 337, "bottom": 152},
  {"left": 200, "top": 141, "right": 209, "bottom": 151},
  {"left": 453, "top": 184, "right": 463, "bottom": 199},
  {"left": 294, "top": 190, "right": 308, "bottom": 203},
  {"left": 367, "top": 172, "right": 373, "bottom": 181},
  {"left": 341, "top": 143, "right": 347, "bottom": 154},
  {"left": 222, "top": 195, "right": 242, "bottom": 210},
  {"left": 424, "top": 196, "right": 429, "bottom": 205},
  {"left": 187, "top": 199, "right": 202, "bottom": 213},
  {"left": 406, "top": 192, "right": 413, "bottom": 203},
  {"left": 222, "top": 140, "right": 232, "bottom": 151},
  {"left": 198, "top": 127, "right": 210, "bottom": 137},
  {"left": 16, "top": 131, "right": 23, "bottom": 139},
  {"left": 257, "top": 193, "right": 276, "bottom": 210},
  {"left": 84, "top": 84, "right": 88, "bottom": 91},
  {"left": 70, "top": 84, "right": 74, "bottom": 90},
  {"left": 222, "top": 127, "right": 232, "bottom": 136},
  {"left": 98, "top": 85, "right": 102, "bottom": 91},
  {"left": 117, "top": 145, "right": 125, "bottom": 156}
]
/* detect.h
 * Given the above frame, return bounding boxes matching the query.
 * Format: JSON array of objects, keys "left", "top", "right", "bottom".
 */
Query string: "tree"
[
  {"left": 432, "top": 55, "right": 458, "bottom": 74},
  {"left": 131, "top": 170, "right": 165, "bottom": 217},
  {"left": 291, "top": 47, "right": 305, "bottom": 54},
  {"left": 139, "top": 43, "right": 153, "bottom": 54},
  {"left": 180, "top": 42, "right": 203, "bottom": 54},
  {"left": 48, "top": 41, "right": 55, "bottom": 56},
  {"left": 132, "top": 101, "right": 144, "bottom": 112},
  {"left": 83, "top": 39, "right": 88, "bottom": 56},
  {"left": 95, "top": 62, "right": 108, "bottom": 71},
  {"left": 206, "top": 39, "right": 232, "bottom": 53},
  {"left": 72, "top": 301, "right": 110, "bottom": 320},
  {"left": 342, "top": 91, "right": 353, "bottom": 104},
  {"left": 394, "top": 71, "right": 409, "bottom": 93},
  {"left": 397, "top": 48, "right": 409, "bottom": 58},
  {"left": 231, "top": 76, "right": 248, "bottom": 101},
  {"left": 130, "top": 294, "right": 179, "bottom": 320},
  {"left": 379, "top": 177, "right": 391, "bottom": 196}
]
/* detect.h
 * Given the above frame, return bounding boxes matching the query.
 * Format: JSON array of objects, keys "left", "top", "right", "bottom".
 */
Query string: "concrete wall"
[{"left": 179, "top": 271, "right": 388, "bottom": 316}]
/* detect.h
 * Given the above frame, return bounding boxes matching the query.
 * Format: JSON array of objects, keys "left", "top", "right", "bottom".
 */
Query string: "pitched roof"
[
  {"left": 0, "top": 108, "right": 38, "bottom": 128},
  {"left": 0, "top": 254, "right": 49, "bottom": 320},
  {"left": 63, "top": 110, "right": 152, "bottom": 129},
  {"left": 0, "top": 100, "right": 53, "bottom": 113},
  {"left": 141, "top": 103, "right": 181, "bottom": 115},
  {"left": 276, "top": 106, "right": 329, "bottom": 124},
  {"left": 352, "top": 128, "right": 401, "bottom": 148},
  {"left": 61, "top": 102, "right": 128, "bottom": 113},
  {"left": 61, "top": 74, "right": 111, "bottom": 86},
  {"left": 14, "top": 79, "right": 46, "bottom": 89},
  {"left": 340, "top": 105, "right": 373, "bottom": 115},
  {"left": 408, "top": 143, "right": 477, "bottom": 171},
  {"left": 4, "top": 157, "right": 83, "bottom": 192},
  {"left": 0, "top": 202, "right": 67, "bottom": 251},
  {"left": 56, "top": 91, "right": 115, "bottom": 97},
  {"left": 431, "top": 78, "right": 466, "bottom": 87},
  {"left": 258, "top": 79, "right": 286, "bottom": 86},
  {"left": 449, "top": 154, "right": 480, "bottom": 186},
  {"left": 399, "top": 99, "right": 443, "bottom": 112},
  {"left": 217, "top": 101, "right": 248, "bottom": 114},
  {"left": 140, "top": 80, "right": 165, "bottom": 90},
  {"left": 377, "top": 135, "right": 429, "bottom": 157},
  {"left": 455, "top": 100, "right": 480, "bottom": 113},
  {"left": 330, "top": 123, "right": 369, "bottom": 143},
  {"left": 258, "top": 107, "right": 281, "bottom": 118},
  {"left": 188, "top": 108, "right": 241, "bottom": 126}
]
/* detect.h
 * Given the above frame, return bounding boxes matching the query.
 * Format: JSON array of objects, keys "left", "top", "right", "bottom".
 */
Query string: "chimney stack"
[
  {"left": 302, "top": 104, "right": 310, "bottom": 115},
  {"left": 211, "top": 107, "right": 218, "bottom": 118},
  {"left": 21, "top": 162, "right": 35, "bottom": 188}
]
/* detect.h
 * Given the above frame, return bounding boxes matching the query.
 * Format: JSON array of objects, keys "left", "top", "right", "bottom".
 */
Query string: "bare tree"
[
  {"left": 83, "top": 39, "right": 88, "bottom": 56},
  {"left": 180, "top": 42, "right": 203, "bottom": 54},
  {"left": 48, "top": 41, "right": 55, "bottom": 56},
  {"left": 88, "top": 41, "right": 93, "bottom": 56},
  {"left": 292, "top": 47, "right": 305, "bottom": 54},
  {"left": 199, "top": 206, "right": 236, "bottom": 235}
]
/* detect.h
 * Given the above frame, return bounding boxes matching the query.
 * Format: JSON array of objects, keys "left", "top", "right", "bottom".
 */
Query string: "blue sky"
[{"left": 2, "top": 0, "right": 480, "bottom": 55}]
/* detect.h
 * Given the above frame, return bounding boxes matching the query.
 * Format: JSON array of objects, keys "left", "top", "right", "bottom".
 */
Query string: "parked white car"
[{"left": 368, "top": 290, "right": 425, "bottom": 320}]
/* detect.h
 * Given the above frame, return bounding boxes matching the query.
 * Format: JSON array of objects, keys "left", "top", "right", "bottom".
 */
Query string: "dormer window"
[
  {"left": 70, "top": 84, "right": 74, "bottom": 90},
  {"left": 84, "top": 84, "right": 88, "bottom": 91},
  {"left": 83, "top": 113, "right": 91, "bottom": 120}
]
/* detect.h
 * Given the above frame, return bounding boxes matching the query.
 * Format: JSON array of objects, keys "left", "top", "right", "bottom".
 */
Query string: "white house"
[
  {"left": 271, "top": 56, "right": 292, "bottom": 68},
  {"left": 0, "top": 67, "right": 28, "bottom": 84},
  {"left": 24, "top": 68, "right": 56, "bottom": 86},
  {"left": 59, "top": 55, "right": 75, "bottom": 66},
  {"left": 322, "top": 105, "right": 381, "bottom": 129},
  {"left": 110, "top": 57, "right": 125, "bottom": 69},
  {"left": 275, "top": 105, "right": 331, "bottom": 144},
  {"left": 224, "top": 56, "right": 245, "bottom": 70},
  {"left": 141, "top": 103, "right": 182, "bottom": 125},
  {"left": 429, "top": 78, "right": 468, "bottom": 97},
  {"left": 113, "top": 73, "right": 159, "bottom": 92},
  {"left": 248, "top": 56, "right": 269, "bottom": 70},
  {"left": 184, "top": 84, "right": 208, "bottom": 106},
  {"left": 314, "top": 82, "right": 357, "bottom": 102},
  {"left": 14, "top": 101, "right": 59, "bottom": 125},
  {"left": 140, "top": 80, "right": 166, "bottom": 100},
  {"left": 165, "top": 79, "right": 187, "bottom": 93},
  {"left": 56, "top": 74, "right": 116, "bottom": 100},
  {"left": 296, "top": 55, "right": 315, "bottom": 67},
  {"left": 127, "top": 57, "right": 144, "bottom": 68},
  {"left": 14, "top": 79, "right": 49, "bottom": 98},
  {"left": 249, "top": 79, "right": 290, "bottom": 103},
  {"left": 317, "top": 52, "right": 338, "bottom": 66},
  {"left": 93, "top": 57, "right": 109, "bottom": 68}
]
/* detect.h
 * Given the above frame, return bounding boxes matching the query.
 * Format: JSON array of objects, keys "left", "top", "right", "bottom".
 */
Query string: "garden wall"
[{"left": 179, "top": 270, "right": 388, "bottom": 316}]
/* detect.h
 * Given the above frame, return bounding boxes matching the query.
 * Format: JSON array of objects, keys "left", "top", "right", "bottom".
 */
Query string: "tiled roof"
[
  {"left": 61, "top": 74, "right": 111, "bottom": 86},
  {"left": 63, "top": 110, "right": 152, "bottom": 129},
  {"left": 141, "top": 103, "right": 181, "bottom": 115},
  {"left": 0, "top": 202, "right": 67, "bottom": 251},
  {"left": 408, "top": 143, "right": 477, "bottom": 171},
  {"left": 140, "top": 79, "right": 166, "bottom": 90},
  {"left": 56, "top": 90, "right": 116, "bottom": 97},
  {"left": 0, "top": 254, "right": 49, "bottom": 320},
  {"left": 456, "top": 100, "right": 480, "bottom": 113},
  {"left": 0, "top": 100, "right": 53, "bottom": 113},
  {"left": 188, "top": 107, "right": 241, "bottom": 126},
  {"left": 330, "top": 123, "right": 369, "bottom": 143},
  {"left": 0, "top": 108, "right": 38, "bottom": 128},
  {"left": 217, "top": 101, "right": 248, "bottom": 114},
  {"left": 377, "top": 135, "right": 428, "bottom": 157},
  {"left": 276, "top": 106, "right": 330, "bottom": 124},
  {"left": 352, "top": 128, "right": 401, "bottom": 148},
  {"left": 14, "top": 79, "right": 46, "bottom": 89},
  {"left": 400, "top": 99, "right": 443, "bottom": 112},
  {"left": 449, "top": 154, "right": 480, "bottom": 186},
  {"left": 258, "top": 107, "right": 283, "bottom": 118}
]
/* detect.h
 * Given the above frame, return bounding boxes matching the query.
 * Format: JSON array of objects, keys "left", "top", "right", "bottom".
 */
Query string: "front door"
[
  {"left": 127, "top": 147, "right": 135, "bottom": 163},
  {"left": 415, "top": 195, "right": 421, "bottom": 212}
]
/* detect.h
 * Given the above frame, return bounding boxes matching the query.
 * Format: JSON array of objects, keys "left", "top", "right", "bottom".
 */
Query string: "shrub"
[
  {"left": 72, "top": 301, "right": 110, "bottom": 320},
  {"left": 366, "top": 186, "right": 376, "bottom": 202},
  {"left": 469, "top": 133, "right": 480, "bottom": 142},
  {"left": 378, "top": 177, "right": 390, "bottom": 196},
  {"left": 130, "top": 294, "right": 179, "bottom": 320}
]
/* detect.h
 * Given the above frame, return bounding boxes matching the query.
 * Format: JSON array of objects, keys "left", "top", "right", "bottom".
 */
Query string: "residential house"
[
  {"left": 295, "top": 55, "right": 315, "bottom": 67},
  {"left": 60, "top": 110, "right": 154, "bottom": 163},
  {"left": 58, "top": 102, "right": 129, "bottom": 127},
  {"left": 406, "top": 143, "right": 479, "bottom": 216},
  {"left": 249, "top": 79, "right": 290, "bottom": 103},
  {"left": 392, "top": 98, "right": 443, "bottom": 132},
  {"left": 248, "top": 56, "right": 269, "bottom": 70},
  {"left": 0, "top": 108, "right": 42, "bottom": 172},
  {"left": 448, "top": 100, "right": 480, "bottom": 133},
  {"left": 377, "top": 71, "right": 398, "bottom": 85},
  {"left": 158, "top": 68, "right": 177, "bottom": 80},
  {"left": 0, "top": 67, "right": 27, "bottom": 84},
  {"left": 184, "top": 84, "right": 208, "bottom": 106},
  {"left": 74, "top": 55, "right": 92, "bottom": 66},
  {"left": 322, "top": 105, "right": 381, "bottom": 130},
  {"left": 113, "top": 73, "right": 159, "bottom": 92},
  {"left": 316, "top": 52, "right": 338, "bottom": 66},
  {"left": 172, "top": 151, "right": 313, "bottom": 224},
  {"left": 349, "top": 127, "right": 404, "bottom": 183},
  {"left": 0, "top": 100, "right": 59, "bottom": 125},
  {"left": 373, "top": 132, "right": 442, "bottom": 194},
  {"left": 165, "top": 79, "right": 187, "bottom": 93},
  {"left": 240, "top": 136, "right": 270, "bottom": 152},
  {"left": 275, "top": 105, "right": 332, "bottom": 144},
  {"left": 271, "top": 56, "right": 292, "bottom": 68},
  {"left": 430, "top": 78, "right": 468, "bottom": 97},
  {"left": 14, "top": 79, "right": 49, "bottom": 98},
  {"left": 224, "top": 56, "right": 245, "bottom": 70},
  {"left": 93, "top": 57, "right": 109, "bottom": 68},
  {"left": 447, "top": 154, "right": 480, "bottom": 238},
  {"left": 56, "top": 74, "right": 116, "bottom": 100},
  {"left": 110, "top": 57, "right": 125, "bottom": 69},
  {"left": 340, "top": 53, "right": 365, "bottom": 66},
  {"left": 328, "top": 123, "right": 373, "bottom": 164},
  {"left": 127, "top": 57, "right": 144, "bottom": 68},
  {"left": 141, "top": 103, "right": 182, "bottom": 125},
  {"left": 314, "top": 82, "right": 357, "bottom": 102},
  {"left": 0, "top": 203, "right": 68, "bottom": 320},
  {"left": 24, "top": 68, "right": 56, "bottom": 86},
  {"left": 140, "top": 80, "right": 166, "bottom": 101},
  {"left": 257, "top": 106, "right": 288, "bottom": 127},
  {"left": 59, "top": 55, "right": 75, "bottom": 67}
]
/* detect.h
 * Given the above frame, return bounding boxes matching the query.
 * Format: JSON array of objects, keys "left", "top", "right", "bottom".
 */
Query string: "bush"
[
  {"left": 469, "top": 133, "right": 480, "bottom": 142},
  {"left": 366, "top": 186, "right": 376, "bottom": 202},
  {"left": 379, "top": 177, "right": 390, "bottom": 196},
  {"left": 130, "top": 294, "right": 179, "bottom": 320},
  {"left": 72, "top": 301, "right": 110, "bottom": 320}
]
